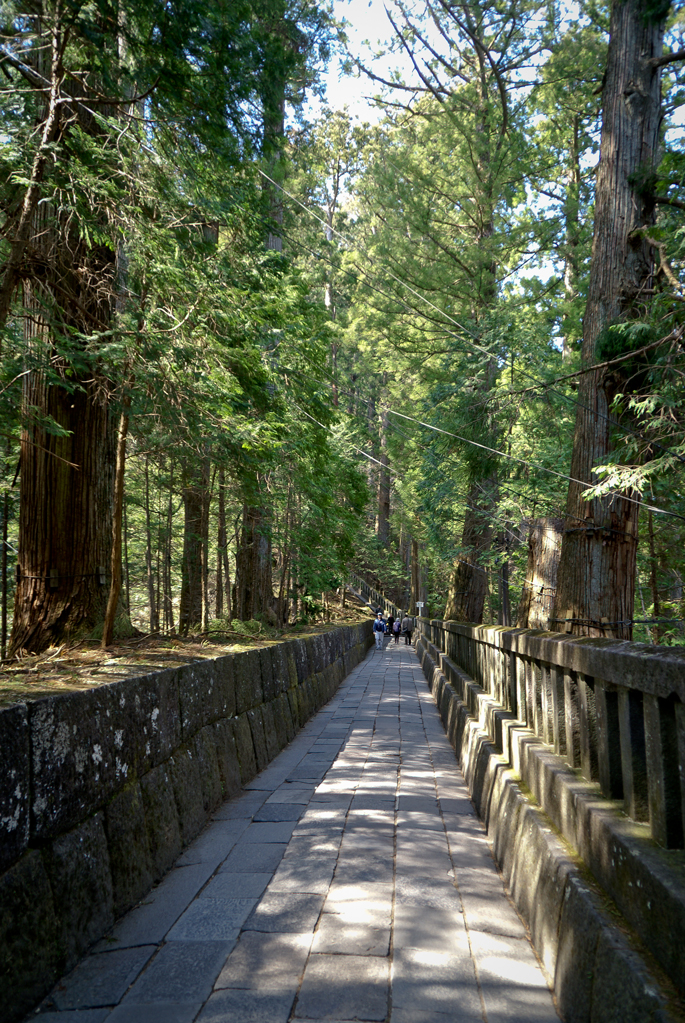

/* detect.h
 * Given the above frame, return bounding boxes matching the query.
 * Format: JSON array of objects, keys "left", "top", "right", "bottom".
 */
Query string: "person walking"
[
  {"left": 401, "top": 612, "right": 413, "bottom": 645},
  {"left": 392, "top": 618, "right": 401, "bottom": 644},
  {"left": 387, "top": 613, "right": 395, "bottom": 637},
  {"left": 373, "top": 612, "right": 386, "bottom": 649}
]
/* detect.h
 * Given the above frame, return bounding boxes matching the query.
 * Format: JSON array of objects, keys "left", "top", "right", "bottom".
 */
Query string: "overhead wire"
[{"left": 261, "top": 167, "right": 685, "bottom": 466}]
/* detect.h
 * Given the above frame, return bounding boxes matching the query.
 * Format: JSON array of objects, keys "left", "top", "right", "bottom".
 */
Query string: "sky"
[{"left": 308, "top": 0, "right": 409, "bottom": 121}]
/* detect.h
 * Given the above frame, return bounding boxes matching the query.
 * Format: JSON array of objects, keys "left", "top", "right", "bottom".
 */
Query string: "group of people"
[{"left": 372, "top": 610, "right": 413, "bottom": 649}]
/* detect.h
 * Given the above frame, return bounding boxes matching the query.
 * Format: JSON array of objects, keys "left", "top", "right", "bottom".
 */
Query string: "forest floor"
[{"left": 0, "top": 602, "right": 372, "bottom": 710}]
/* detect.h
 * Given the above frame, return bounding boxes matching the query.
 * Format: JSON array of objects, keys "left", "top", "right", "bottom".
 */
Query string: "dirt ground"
[{"left": 0, "top": 604, "right": 372, "bottom": 710}]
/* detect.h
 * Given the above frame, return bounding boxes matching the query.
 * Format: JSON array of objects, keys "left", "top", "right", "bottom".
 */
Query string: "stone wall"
[
  {"left": 415, "top": 629, "right": 685, "bottom": 1023},
  {"left": 0, "top": 622, "right": 373, "bottom": 1022}
]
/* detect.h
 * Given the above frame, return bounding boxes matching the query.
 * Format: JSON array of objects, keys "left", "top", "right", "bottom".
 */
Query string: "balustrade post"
[
  {"left": 563, "top": 670, "right": 581, "bottom": 769},
  {"left": 617, "top": 689, "right": 649, "bottom": 822},
  {"left": 507, "top": 650, "right": 517, "bottom": 715},
  {"left": 644, "top": 694, "right": 684, "bottom": 848},
  {"left": 595, "top": 682, "right": 623, "bottom": 799},
  {"left": 577, "top": 674, "right": 598, "bottom": 782},
  {"left": 550, "top": 666, "right": 566, "bottom": 756},
  {"left": 540, "top": 664, "right": 553, "bottom": 745},
  {"left": 516, "top": 656, "right": 527, "bottom": 724}
]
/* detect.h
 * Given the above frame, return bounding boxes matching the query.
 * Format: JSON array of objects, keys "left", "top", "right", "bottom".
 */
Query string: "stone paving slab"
[{"left": 32, "top": 641, "right": 559, "bottom": 1023}]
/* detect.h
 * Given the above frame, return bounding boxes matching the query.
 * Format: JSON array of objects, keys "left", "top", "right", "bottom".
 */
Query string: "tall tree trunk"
[
  {"left": 553, "top": 1, "right": 664, "bottom": 639},
  {"left": 444, "top": 479, "right": 494, "bottom": 624},
  {"left": 234, "top": 498, "right": 274, "bottom": 621},
  {"left": 216, "top": 468, "right": 227, "bottom": 619},
  {"left": 164, "top": 460, "right": 175, "bottom": 635},
  {"left": 178, "top": 469, "right": 204, "bottom": 636},
  {"left": 1, "top": 475, "right": 8, "bottom": 660},
  {"left": 517, "top": 518, "right": 564, "bottom": 629},
  {"left": 411, "top": 537, "right": 420, "bottom": 614},
  {"left": 377, "top": 386, "right": 390, "bottom": 543},
  {"left": 144, "top": 456, "right": 159, "bottom": 632},
  {"left": 561, "top": 114, "right": 581, "bottom": 361},
  {"left": 102, "top": 391, "right": 132, "bottom": 647},
  {"left": 648, "top": 510, "right": 661, "bottom": 643},
  {"left": 11, "top": 367, "right": 116, "bottom": 653}
]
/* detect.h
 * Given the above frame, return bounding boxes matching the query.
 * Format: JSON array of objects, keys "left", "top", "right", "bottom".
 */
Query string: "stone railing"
[
  {"left": 415, "top": 617, "right": 685, "bottom": 1007},
  {"left": 419, "top": 618, "right": 685, "bottom": 849},
  {"left": 348, "top": 572, "right": 404, "bottom": 619},
  {"left": 0, "top": 623, "right": 373, "bottom": 1023}
]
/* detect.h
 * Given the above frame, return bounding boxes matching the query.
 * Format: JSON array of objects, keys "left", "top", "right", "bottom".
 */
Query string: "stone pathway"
[{"left": 33, "top": 640, "right": 560, "bottom": 1023}]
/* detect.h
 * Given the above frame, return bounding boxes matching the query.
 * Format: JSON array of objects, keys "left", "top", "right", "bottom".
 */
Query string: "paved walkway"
[{"left": 34, "top": 641, "right": 560, "bottom": 1023}]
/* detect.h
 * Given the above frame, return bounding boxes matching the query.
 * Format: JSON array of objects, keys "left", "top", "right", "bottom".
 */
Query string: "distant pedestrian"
[
  {"left": 393, "top": 618, "right": 401, "bottom": 643},
  {"left": 387, "top": 614, "right": 395, "bottom": 639},
  {"left": 373, "top": 612, "right": 386, "bottom": 649},
  {"left": 402, "top": 612, "right": 413, "bottom": 645}
]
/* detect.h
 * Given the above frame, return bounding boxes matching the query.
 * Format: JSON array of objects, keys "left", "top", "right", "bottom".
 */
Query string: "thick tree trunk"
[
  {"left": 11, "top": 373, "right": 115, "bottom": 653},
  {"left": 444, "top": 479, "right": 493, "bottom": 624},
  {"left": 234, "top": 502, "right": 274, "bottom": 621},
  {"left": 377, "top": 396, "right": 390, "bottom": 544},
  {"left": 517, "top": 518, "right": 564, "bottom": 629},
  {"left": 178, "top": 469, "right": 206, "bottom": 635},
  {"left": 144, "top": 456, "right": 159, "bottom": 632},
  {"left": 102, "top": 394, "right": 131, "bottom": 647},
  {"left": 553, "top": 0, "right": 664, "bottom": 640}
]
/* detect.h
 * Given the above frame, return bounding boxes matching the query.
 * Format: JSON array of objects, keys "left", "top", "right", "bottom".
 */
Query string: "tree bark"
[
  {"left": 377, "top": 388, "right": 390, "bottom": 543},
  {"left": 11, "top": 366, "right": 116, "bottom": 653},
  {"left": 102, "top": 392, "right": 132, "bottom": 647},
  {"left": 233, "top": 501, "right": 274, "bottom": 621},
  {"left": 178, "top": 469, "right": 205, "bottom": 635},
  {"left": 517, "top": 518, "right": 564, "bottom": 629},
  {"left": 144, "top": 456, "right": 159, "bottom": 632},
  {"left": 444, "top": 479, "right": 493, "bottom": 624},
  {"left": 553, "top": 0, "right": 664, "bottom": 640}
]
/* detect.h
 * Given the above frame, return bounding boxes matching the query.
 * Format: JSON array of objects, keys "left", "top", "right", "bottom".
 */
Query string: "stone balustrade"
[{"left": 420, "top": 618, "right": 685, "bottom": 849}]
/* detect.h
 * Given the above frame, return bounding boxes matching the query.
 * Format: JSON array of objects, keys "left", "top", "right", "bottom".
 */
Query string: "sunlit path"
[{"left": 33, "top": 640, "right": 559, "bottom": 1023}]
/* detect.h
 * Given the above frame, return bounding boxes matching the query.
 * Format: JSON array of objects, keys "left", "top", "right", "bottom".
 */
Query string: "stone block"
[
  {"left": 0, "top": 850, "right": 60, "bottom": 1023},
  {"left": 168, "top": 746, "right": 207, "bottom": 848},
  {"left": 554, "top": 875, "right": 602, "bottom": 1023},
  {"left": 234, "top": 650, "right": 264, "bottom": 714},
  {"left": 193, "top": 726, "right": 223, "bottom": 815},
  {"left": 232, "top": 714, "right": 258, "bottom": 784},
  {"left": 43, "top": 812, "right": 114, "bottom": 969},
  {"left": 105, "top": 780, "right": 155, "bottom": 917},
  {"left": 178, "top": 661, "right": 221, "bottom": 740},
  {"left": 290, "top": 639, "right": 310, "bottom": 684},
  {"left": 140, "top": 762, "right": 183, "bottom": 880},
  {"left": 271, "top": 692, "right": 290, "bottom": 750},
  {"left": 167, "top": 897, "right": 257, "bottom": 940},
  {"left": 212, "top": 719, "right": 242, "bottom": 799},
  {"left": 48, "top": 945, "right": 156, "bottom": 1012},
  {"left": 287, "top": 689, "right": 300, "bottom": 732},
  {"left": 248, "top": 708, "right": 269, "bottom": 772},
  {"left": 245, "top": 892, "right": 325, "bottom": 933},
  {"left": 122, "top": 940, "right": 235, "bottom": 1005},
  {"left": 114, "top": 668, "right": 181, "bottom": 774},
  {"left": 0, "top": 703, "right": 30, "bottom": 873},
  {"left": 296, "top": 953, "right": 389, "bottom": 1022},
  {"left": 30, "top": 687, "right": 132, "bottom": 840},
  {"left": 306, "top": 636, "right": 325, "bottom": 676},
  {"left": 261, "top": 702, "right": 281, "bottom": 760},
  {"left": 590, "top": 926, "right": 671, "bottom": 1023},
  {"left": 214, "top": 655, "right": 237, "bottom": 718},
  {"left": 283, "top": 643, "right": 299, "bottom": 688},
  {"left": 197, "top": 988, "right": 294, "bottom": 1023},
  {"left": 259, "top": 646, "right": 277, "bottom": 702},
  {"left": 297, "top": 683, "right": 311, "bottom": 727},
  {"left": 268, "top": 644, "right": 289, "bottom": 695}
]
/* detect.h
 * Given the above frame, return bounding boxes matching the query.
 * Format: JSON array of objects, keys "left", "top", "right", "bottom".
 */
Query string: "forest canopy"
[{"left": 1, "top": 0, "right": 685, "bottom": 656}]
